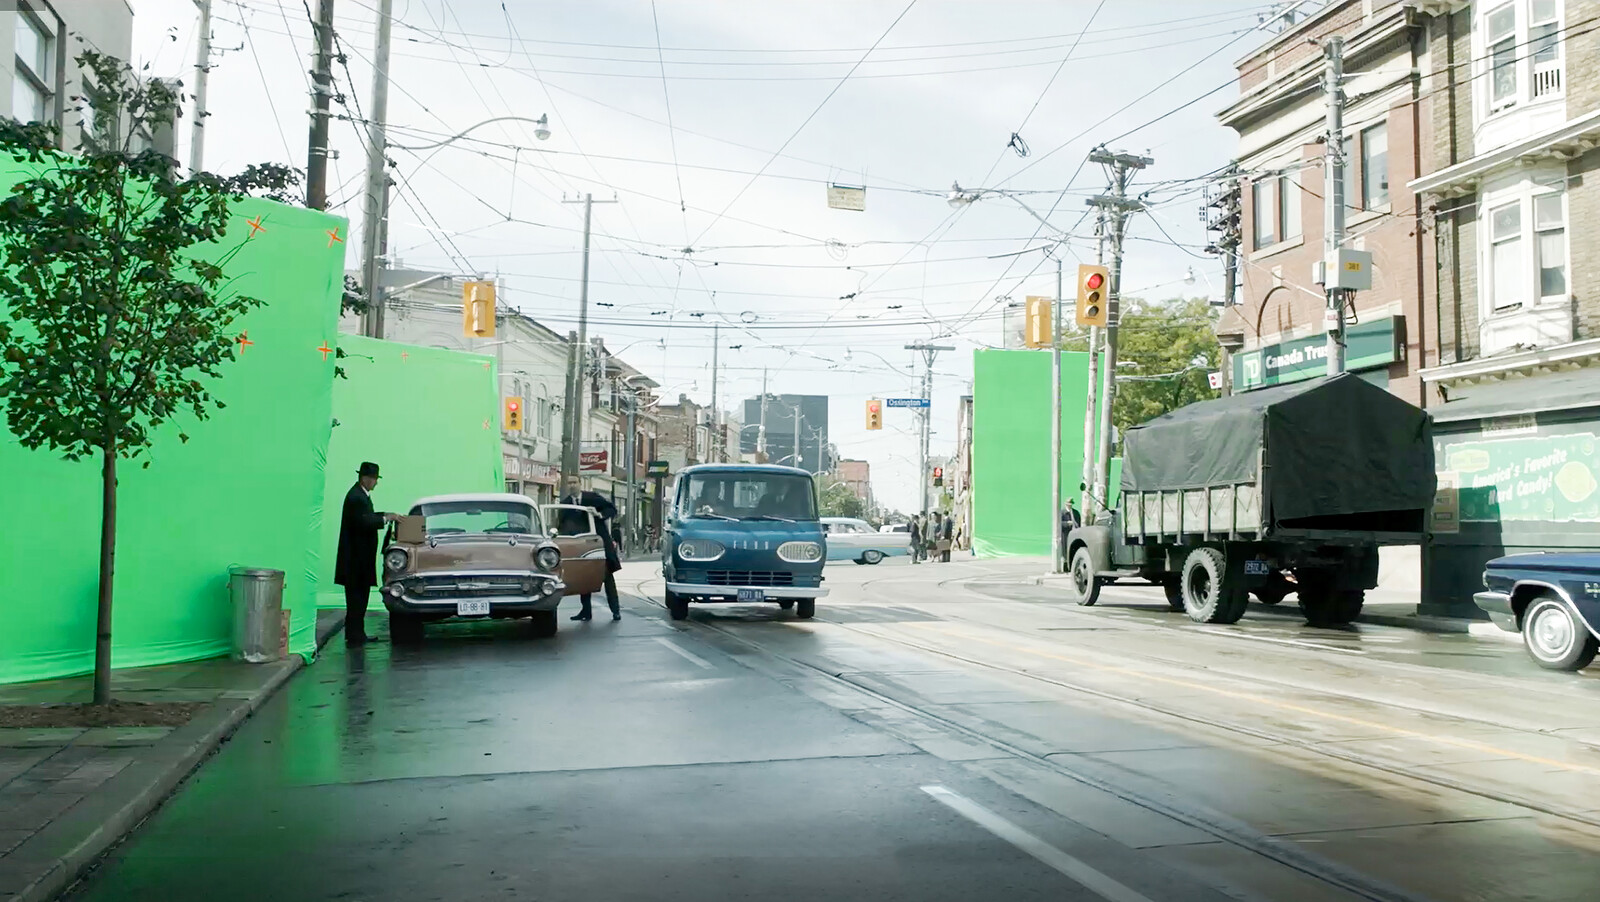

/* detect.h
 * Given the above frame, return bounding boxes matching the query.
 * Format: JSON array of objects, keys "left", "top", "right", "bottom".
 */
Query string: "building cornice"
[
  {"left": 1419, "top": 338, "right": 1600, "bottom": 385},
  {"left": 1409, "top": 109, "right": 1600, "bottom": 197}
]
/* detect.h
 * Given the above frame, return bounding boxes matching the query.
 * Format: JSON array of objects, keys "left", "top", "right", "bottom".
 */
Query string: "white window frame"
[
  {"left": 1360, "top": 122, "right": 1389, "bottom": 211},
  {"left": 1478, "top": 174, "right": 1569, "bottom": 318},
  {"left": 13, "top": 2, "right": 57, "bottom": 127},
  {"left": 1249, "top": 168, "right": 1302, "bottom": 251},
  {"left": 1476, "top": 0, "right": 1565, "bottom": 122},
  {"left": 1252, "top": 178, "right": 1276, "bottom": 249}
]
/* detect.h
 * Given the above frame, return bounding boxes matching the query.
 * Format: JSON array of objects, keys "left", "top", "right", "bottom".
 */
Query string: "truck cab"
[{"left": 661, "top": 464, "right": 828, "bottom": 620}]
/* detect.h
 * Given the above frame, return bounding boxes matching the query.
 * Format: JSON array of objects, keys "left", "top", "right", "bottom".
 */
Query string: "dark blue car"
[
  {"left": 1475, "top": 551, "right": 1600, "bottom": 671},
  {"left": 661, "top": 464, "right": 828, "bottom": 621}
]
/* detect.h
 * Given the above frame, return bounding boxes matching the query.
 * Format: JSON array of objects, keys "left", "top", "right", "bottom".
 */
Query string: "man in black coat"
[
  {"left": 561, "top": 474, "right": 622, "bottom": 622},
  {"left": 335, "top": 462, "right": 399, "bottom": 645}
]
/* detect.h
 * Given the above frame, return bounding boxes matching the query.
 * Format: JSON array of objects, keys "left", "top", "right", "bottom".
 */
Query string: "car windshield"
[
  {"left": 679, "top": 472, "right": 817, "bottom": 522},
  {"left": 413, "top": 500, "right": 541, "bottom": 536}
]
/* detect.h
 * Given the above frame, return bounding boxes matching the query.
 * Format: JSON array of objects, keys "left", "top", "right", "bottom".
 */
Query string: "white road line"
[
  {"left": 920, "top": 785, "right": 1156, "bottom": 902},
  {"left": 652, "top": 636, "right": 714, "bottom": 669}
]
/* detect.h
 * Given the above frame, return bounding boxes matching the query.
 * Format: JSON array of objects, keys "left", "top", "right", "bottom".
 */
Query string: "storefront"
[
  {"left": 1421, "top": 347, "right": 1600, "bottom": 618},
  {"left": 1231, "top": 315, "right": 1404, "bottom": 392}
]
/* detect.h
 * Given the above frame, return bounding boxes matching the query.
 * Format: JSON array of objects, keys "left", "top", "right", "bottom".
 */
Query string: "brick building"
[
  {"left": 1217, "top": 0, "right": 1432, "bottom": 404},
  {"left": 1410, "top": 0, "right": 1600, "bottom": 614},
  {"left": 833, "top": 459, "right": 872, "bottom": 506}
]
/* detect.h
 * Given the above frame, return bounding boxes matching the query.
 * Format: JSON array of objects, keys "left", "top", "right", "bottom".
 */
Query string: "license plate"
[
  {"left": 736, "top": 588, "right": 765, "bottom": 603},
  {"left": 456, "top": 600, "right": 491, "bottom": 616},
  {"left": 1244, "top": 560, "right": 1271, "bottom": 576}
]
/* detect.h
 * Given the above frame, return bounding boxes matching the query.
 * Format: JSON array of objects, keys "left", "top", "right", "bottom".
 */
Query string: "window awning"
[
  {"left": 1409, "top": 110, "right": 1600, "bottom": 197},
  {"left": 1431, "top": 368, "right": 1600, "bottom": 423}
]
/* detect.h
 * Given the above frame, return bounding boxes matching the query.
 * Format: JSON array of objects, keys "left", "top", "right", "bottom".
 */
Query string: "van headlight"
[
  {"left": 383, "top": 548, "right": 409, "bottom": 572},
  {"left": 535, "top": 546, "right": 561, "bottom": 572},
  {"left": 777, "top": 541, "right": 822, "bottom": 563},
  {"left": 677, "top": 539, "right": 725, "bottom": 562}
]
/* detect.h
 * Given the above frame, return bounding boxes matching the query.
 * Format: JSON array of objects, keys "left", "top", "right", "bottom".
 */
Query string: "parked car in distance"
[
  {"left": 540, "top": 503, "right": 609, "bottom": 598},
  {"left": 879, "top": 523, "right": 910, "bottom": 534},
  {"left": 824, "top": 517, "right": 909, "bottom": 564},
  {"left": 1475, "top": 551, "right": 1600, "bottom": 671},
  {"left": 661, "top": 464, "right": 827, "bottom": 620},
  {"left": 380, "top": 493, "right": 565, "bottom": 641}
]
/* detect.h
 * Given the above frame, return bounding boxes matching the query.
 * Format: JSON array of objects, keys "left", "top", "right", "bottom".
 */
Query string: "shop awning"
[{"left": 1431, "top": 368, "right": 1600, "bottom": 423}]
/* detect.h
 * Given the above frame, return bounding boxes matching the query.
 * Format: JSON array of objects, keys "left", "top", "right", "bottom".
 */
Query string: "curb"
[{"left": 4, "top": 615, "right": 345, "bottom": 902}]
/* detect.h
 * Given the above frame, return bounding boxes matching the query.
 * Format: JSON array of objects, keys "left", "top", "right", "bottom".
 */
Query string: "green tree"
[
  {"left": 817, "top": 480, "right": 867, "bottom": 519},
  {"left": 0, "top": 52, "right": 297, "bottom": 703},
  {"left": 1110, "top": 296, "right": 1221, "bottom": 434}
]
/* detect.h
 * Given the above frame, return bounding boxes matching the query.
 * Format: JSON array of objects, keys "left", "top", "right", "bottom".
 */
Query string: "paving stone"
[
  {"left": 0, "top": 828, "right": 35, "bottom": 855},
  {"left": 73, "top": 727, "right": 173, "bottom": 748},
  {"left": 0, "top": 729, "right": 85, "bottom": 749},
  {"left": 0, "top": 792, "right": 83, "bottom": 832}
]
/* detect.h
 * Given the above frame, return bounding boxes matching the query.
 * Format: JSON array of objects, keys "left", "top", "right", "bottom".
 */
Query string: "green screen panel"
[
  {"left": 971, "top": 349, "right": 1092, "bottom": 558},
  {"left": 316, "top": 335, "right": 503, "bottom": 608},
  {"left": 0, "top": 190, "right": 345, "bottom": 684}
]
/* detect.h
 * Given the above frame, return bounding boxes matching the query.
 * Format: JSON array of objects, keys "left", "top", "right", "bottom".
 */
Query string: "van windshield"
[{"left": 679, "top": 473, "right": 817, "bottom": 522}]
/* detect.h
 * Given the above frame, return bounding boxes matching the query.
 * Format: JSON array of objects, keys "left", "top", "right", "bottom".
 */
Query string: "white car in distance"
[{"left": 823, "top": 517, "right": 910, "bottom": 565}]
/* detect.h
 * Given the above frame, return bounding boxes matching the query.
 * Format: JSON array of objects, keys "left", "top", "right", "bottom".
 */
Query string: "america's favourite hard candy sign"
[{"left": 1438, "top": 431, "right": 1600, "bottom": 523}]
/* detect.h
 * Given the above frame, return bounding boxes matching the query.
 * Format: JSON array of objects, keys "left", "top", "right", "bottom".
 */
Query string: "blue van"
[{"left": 661, "top": 464, "right": 828, "bottom": 620}]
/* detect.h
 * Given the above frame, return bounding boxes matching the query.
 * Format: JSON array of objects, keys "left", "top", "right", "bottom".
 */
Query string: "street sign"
[
  {"left": 826, "top": 183, "right": 866, "bottom": 211},
  {"left": 886, "top": 398, "right": 930, "bottom": 409},
  {"left": 579, "top": 450, "right": 608, "bottom": 473},
  {"left": 1207, "top": 371, "right": 1222, "bottom": 390},
  {"left": 646, "top": 460, "right": 670, "bottom": 477}
]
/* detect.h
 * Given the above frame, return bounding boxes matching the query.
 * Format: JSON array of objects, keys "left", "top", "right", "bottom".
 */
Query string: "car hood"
[
  {"left": 403, "top": 537, "right": 552, "bottom": 572},
  {"left": 1488, "top": 551, "right": 1600, "bottom": 574}
]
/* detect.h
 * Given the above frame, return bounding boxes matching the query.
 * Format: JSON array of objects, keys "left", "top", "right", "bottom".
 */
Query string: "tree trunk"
[{"left": 93, "top": 443, "right": 117, "bottom": 705}]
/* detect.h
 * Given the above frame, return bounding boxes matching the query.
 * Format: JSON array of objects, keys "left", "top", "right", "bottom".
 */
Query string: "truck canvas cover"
[{"left": 1120, "top": 374, "right": 1435, "bottom": 525}]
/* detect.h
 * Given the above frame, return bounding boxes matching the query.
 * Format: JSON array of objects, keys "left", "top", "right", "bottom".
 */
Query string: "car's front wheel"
[
  {"left": 1523, "top": 596, "right": 1598, "bottom": 671},
  {"left": 530, "top": 610, "right": 558, "bottom": 639},
  {"left": 666, "top": 590, "right": 689, "bottom": 621},
  {"left": 389, "top": 612, "right": 424, "bottom": 643}
]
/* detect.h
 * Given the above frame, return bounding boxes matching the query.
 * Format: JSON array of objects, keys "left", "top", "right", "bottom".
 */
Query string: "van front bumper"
[{"left": 668, "top": 581, "right": 828, "bottom": 599}]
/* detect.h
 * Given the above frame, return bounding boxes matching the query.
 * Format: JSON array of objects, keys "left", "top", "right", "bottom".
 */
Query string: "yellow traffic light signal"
[
  {"left": 866, "top": 399, "right": 883, "bottom": 430},
  {"left": 463, "top": 280, "right": 496, "bottom": 337},
  {"left": 1023, "top": 296, "right": 1053, "bottom": 348},
  {"left": 1076, "top": 264, "right": 1109, "bottom": 328},
  {"left": 504, "top": 396, "right": 524, "bottom": 431}
]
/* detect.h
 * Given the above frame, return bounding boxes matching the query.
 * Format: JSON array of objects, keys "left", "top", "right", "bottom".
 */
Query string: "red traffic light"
[
  {"left": 1084, "top": 272, "right": 1104, "bottom": 290},
  {"left": 933, "top": 466, "right": 943, "bottom": 478},
  {"left": 508, "top": 401, "right": 519, "bottom": 411},
  {"left": 868, "top": 401, "right": 880, "bottom": 412}
]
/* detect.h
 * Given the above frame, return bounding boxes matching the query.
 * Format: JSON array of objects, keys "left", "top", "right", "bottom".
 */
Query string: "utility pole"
[
  {"left": 1050, "top": 253, "right": 1065, "bottom": 574},
  {"left": 1081, "top": 211, "right": 1105, "bottom": 516},
  {"left": 1323, "top": 36, "right": 1348, "bottom": 376},
  {"left": 710, "top": 323, "right": 720, "bottom": 462},
  {"left": 559, "top": 193, "right": 617, "bottom": 482},
  {"left": 560, "top": 330, "right": 579, "bottom": 481},
  {"left": 906, "top": 342, "right": 954, "bottom": 514},
  {"left": 304, "top": 0, "right": 336, "bottom": 209},
  {"left": 357, "top": 0, "right": 392, "bottom": 339},
  {"left": 189, "top": 0, "right": 213, "bottom": 173},
  {"left": 758, "top": 368, "right": 769, "bottom": 460},
  {"left": 1087, "top": 149, "right": 1152, "bottom": 516}
]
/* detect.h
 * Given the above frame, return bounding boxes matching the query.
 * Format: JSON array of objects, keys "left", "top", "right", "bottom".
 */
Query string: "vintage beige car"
[
  {"left": 379, "top": 493, "right": 566, "bottom": 641},
  {"left": 539, "top": 503, "right": 609, "bottom": 597}
]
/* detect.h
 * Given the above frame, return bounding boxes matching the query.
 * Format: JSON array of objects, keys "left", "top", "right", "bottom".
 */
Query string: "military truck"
[{"left": 1065, "top": 373, "right": 1435, "bottom": 626}]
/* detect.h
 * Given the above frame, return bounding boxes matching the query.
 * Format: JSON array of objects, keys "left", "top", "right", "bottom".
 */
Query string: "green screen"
[
  {"left": 971, "top": 349, "right": 1092, "bottom": 557},
  {"left": 316, "top": 335, "right": 503, "bottom": 609},
  {"left": 0, "top": 190, "right": 345, "bottom": 684}
]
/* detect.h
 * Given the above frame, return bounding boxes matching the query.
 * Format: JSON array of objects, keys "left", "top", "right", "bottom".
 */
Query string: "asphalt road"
[{"left": 66, "top": 555, "right": 1600, "bottom": 902}]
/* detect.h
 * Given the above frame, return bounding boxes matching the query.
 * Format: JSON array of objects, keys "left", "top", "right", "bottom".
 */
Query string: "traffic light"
[
  {"left": 1076, "top": 264, "right": 1110, "bottom": 327},
  {"left": 932, "top": 465, "right": 944, "bottom": 487},
  {"left": 866, "top": 399, "right": 883, "bottom": 430},
  {"left": 1023, "top": 295, "right": 1052, "bottom": 348},
  {"left": 503, "top": 396, "right": 524, "bottom": 431},
  {"left": 463, "top": 280, "right": 496, "bottom": 337}
]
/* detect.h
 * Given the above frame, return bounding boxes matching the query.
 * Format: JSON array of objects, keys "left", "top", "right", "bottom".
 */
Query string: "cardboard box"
[{"left": 395, "top": 515, "right": 426, "bottom": 544}]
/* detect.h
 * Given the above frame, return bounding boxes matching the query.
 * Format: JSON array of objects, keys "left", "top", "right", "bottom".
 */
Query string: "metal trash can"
[{"left": 230, "top": 567, "right": 286, "bottom": 663}]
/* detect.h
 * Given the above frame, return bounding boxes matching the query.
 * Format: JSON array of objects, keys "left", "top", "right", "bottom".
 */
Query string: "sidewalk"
[
  {"left": 0, "top": 611, "right": 345, "bottom": 902},
  {"left": 1030, "top": 573, "right": 1516, "bottom": 640}
]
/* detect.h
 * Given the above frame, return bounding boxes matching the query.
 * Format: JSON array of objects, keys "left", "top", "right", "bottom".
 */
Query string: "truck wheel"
[
  {"left": 796, "top": 599, "right": 816, "bottom": 619},
  {"left": 529, "top": 610, "right": 558, "bottom": 639},
  {"left": 389, "top": 612, "right": 424, "bottom": 643},
  {"left": 1162, "top": 577, "right": 1185, "bottom": 612},
  {"left": 1070, "top": 547, "right": 1101, "bottom": 607},
  {"left": 1181, "top": 547, "right": 1247, "bottom": 624},
  {"left": 666, "top": 591, "right": 689, "bottom": 621},
  {"left": 1522, "top": 596, "right": 1599, "bottom": 671},
  {"left": 1295, "top": 572, "right": 1360, "bottom": 626}
]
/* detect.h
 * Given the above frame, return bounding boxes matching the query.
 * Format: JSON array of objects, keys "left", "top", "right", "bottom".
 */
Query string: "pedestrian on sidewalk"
[
  {"left": 940, "top": 514, "right": 954, "bottom": 562},
  {"left": 909, "top": 515, "right": 923, "bottom": 564},
  {"left": 561, "top": 475, "right": 623, "bottom": 621},
  {"left": 334, "top": 462, "right": 400, "bottom": 646}
]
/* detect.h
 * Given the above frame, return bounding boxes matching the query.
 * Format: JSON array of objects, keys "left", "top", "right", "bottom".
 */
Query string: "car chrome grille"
[
  {"left": 410, "top": 575, "right": 529, "bottom": 596},
  {"left": 705, "top": 570, "right": 794, "bottom": 587}
]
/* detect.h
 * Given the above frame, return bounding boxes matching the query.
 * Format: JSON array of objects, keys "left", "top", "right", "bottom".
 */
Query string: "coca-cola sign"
[{"left": 580, "top": 450, "right": 608, "bottom": 473}]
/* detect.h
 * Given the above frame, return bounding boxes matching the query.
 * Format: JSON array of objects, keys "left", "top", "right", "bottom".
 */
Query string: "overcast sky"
[{"left": 130, "top": 0, "right": 1277, "bottom": 512}]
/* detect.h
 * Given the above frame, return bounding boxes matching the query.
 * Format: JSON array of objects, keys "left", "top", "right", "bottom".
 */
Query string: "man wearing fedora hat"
[{"left": 335, "top": 462, "right": 400, "bottom": 645}]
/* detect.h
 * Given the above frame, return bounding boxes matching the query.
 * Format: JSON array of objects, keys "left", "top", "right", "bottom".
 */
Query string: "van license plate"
[
  {"left": 736, "top": 588, "right": 765, "bottom": 603},
  {"left": 1244, "top": 560, "right": 1270, "bottom": 576},
  {"left": 457, "top": 600, "right": 491, "bottom": 616}
]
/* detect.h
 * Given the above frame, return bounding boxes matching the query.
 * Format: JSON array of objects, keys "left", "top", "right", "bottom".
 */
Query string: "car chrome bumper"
[
  {"left": 1473, "top": 590, "right": 1518, "bottom": 632},
  {"left": 382, "top": 575, "right": 565, "bottom": 616},
  {"left": 667, "top": 581, "right": 827, "bottom": 598}
]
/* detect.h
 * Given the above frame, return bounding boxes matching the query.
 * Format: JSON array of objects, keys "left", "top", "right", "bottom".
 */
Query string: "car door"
[{"left": 539, "top": 504, "right": 606, "bottom": 596}]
